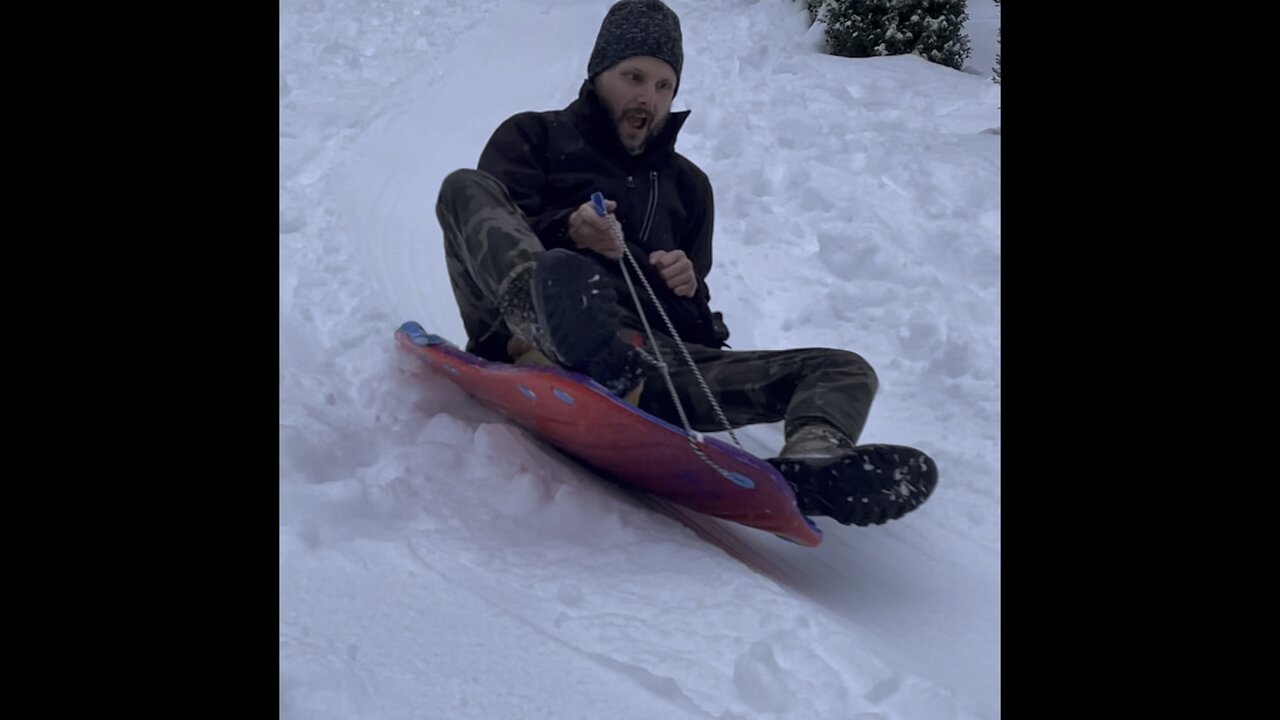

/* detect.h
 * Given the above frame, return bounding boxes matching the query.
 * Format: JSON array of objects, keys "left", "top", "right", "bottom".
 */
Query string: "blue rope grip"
[{"left": 590, "top": 192, "right": 608, "bottom": 218}]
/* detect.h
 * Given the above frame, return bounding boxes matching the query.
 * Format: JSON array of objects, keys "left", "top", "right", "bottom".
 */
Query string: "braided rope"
[{"left": 594, "top": 200, "right": 746, "bottom": 479}]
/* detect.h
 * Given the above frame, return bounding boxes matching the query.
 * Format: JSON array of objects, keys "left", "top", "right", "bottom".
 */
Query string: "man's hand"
[
  {"left": 568, "top": 199, "right": 624, "bottom": 259},
  {"left": 649, "top": 250, "right": 697, "bottom": 298}
]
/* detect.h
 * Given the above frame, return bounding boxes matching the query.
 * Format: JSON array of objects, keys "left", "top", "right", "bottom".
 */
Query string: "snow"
[{"left": 280, "top": 0, "right": 1000, "bottom": 718}]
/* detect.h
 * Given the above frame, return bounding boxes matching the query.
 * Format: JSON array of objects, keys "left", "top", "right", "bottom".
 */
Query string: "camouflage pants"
[{"left": 436, "top": 168, "right": 879, "bottom": 445}]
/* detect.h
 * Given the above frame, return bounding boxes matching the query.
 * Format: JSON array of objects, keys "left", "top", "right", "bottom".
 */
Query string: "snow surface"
[{"left": 280, "top": 1, "right": 1000, "bottom": 718}]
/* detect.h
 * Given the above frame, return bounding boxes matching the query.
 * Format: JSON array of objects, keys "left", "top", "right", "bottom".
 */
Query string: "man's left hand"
[{"left": 649, "top": 250, "right": 697, "bottom": 298}]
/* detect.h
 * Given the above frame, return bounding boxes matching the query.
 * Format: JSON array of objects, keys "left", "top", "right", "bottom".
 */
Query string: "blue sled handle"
[{"left": 590, "top": 192, "right": 608, "bottom": 217}]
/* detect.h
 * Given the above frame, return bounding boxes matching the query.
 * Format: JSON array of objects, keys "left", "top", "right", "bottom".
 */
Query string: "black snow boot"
[
  {"left": 767, "top": 423, "right": 938, "bottom": 527},
  {"left": 498, "top": 248, "right": 644, "bottom": 399}
]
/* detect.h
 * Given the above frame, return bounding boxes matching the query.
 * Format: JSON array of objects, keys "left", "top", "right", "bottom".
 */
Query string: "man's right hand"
[{"left": 568, "top": 199, "right": 624, "bottom": 259}]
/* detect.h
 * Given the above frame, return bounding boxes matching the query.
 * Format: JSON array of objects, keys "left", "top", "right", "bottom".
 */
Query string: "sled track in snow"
[{"left": 641, "top": 496, "right": 818, "bottom": 590}]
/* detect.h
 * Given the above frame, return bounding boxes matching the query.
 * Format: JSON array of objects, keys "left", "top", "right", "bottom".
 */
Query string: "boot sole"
[
  {"left": 768, "top": 445, "right": 938, "bottom": 526},
  {"left": 531, "top": 249, "right": 618, "bottom": 367}
]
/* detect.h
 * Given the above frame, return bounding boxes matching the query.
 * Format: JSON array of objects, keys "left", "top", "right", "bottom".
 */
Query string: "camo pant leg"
[
  {"left": 634, "top": 336, "right": 879, "bottom": 447},
  {"left": 436, "top": 168, "right": 545, "bottom": 359}
]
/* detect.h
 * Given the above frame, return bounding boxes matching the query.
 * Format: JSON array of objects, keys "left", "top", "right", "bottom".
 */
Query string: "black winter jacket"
[{"left": 477, "top": 80, "right": 730, "bottom": 349}]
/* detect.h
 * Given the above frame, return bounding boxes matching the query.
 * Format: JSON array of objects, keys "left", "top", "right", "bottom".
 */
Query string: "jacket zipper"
[{"left": 637, "top": 170, "right": 659, "bottom": 246}]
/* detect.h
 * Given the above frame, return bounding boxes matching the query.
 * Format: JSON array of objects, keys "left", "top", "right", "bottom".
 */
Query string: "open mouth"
[{"left": 622, "top": 110, "right": 650, "bottom": 131}]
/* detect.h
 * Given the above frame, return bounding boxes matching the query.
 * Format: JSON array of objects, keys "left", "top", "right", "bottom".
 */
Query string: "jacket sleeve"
[
  {"left": 679, "top": 167, "right": 731, "bottom": 347},
  {"left": 476, "top": 113, "right": 575, "bottom": 250},
  {"left": 685, "top": 169, "right": 714, "bottom": 307}
]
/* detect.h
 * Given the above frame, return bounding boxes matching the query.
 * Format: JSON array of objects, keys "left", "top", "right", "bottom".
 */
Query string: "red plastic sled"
[{"left": 395, "top": 321, "right": 822, "bottom": 546}]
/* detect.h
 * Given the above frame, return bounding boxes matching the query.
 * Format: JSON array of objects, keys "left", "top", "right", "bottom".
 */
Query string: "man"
[{"left": 436, "top": 0, "right": 936, "bottom": 527}]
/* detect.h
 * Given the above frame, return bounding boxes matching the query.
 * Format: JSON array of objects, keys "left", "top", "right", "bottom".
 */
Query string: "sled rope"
[{"left": 591, "top": 193, "right": 744, "bottom": 476}]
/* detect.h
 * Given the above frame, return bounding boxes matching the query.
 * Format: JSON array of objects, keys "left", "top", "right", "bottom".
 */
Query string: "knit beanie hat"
[{"left": 587, "top": 0, "right": 683, "bottom": 92}]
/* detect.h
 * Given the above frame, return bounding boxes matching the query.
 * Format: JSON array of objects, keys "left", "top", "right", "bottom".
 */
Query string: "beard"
[{"left": 616, "top": 107, "right": 668, "bottom": 156}]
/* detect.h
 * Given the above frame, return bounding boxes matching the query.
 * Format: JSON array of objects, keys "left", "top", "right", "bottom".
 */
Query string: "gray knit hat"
[{"left": 587, "top": 0, "right": 683, "bottom": 89}]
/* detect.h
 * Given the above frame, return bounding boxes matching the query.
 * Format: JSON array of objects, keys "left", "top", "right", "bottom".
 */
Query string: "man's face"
[{"left": 593, "top": 56, "right": 676, "bottom": 156}]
